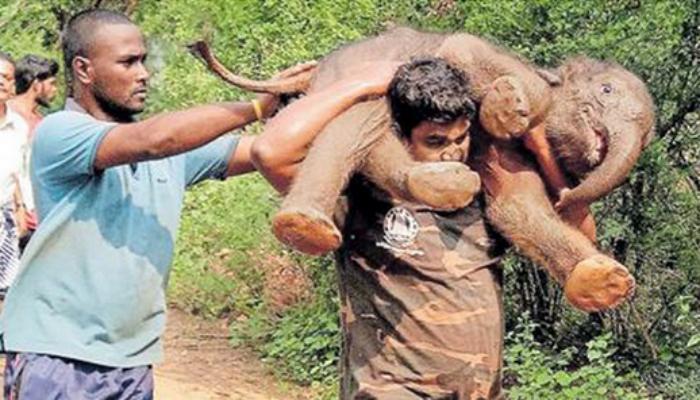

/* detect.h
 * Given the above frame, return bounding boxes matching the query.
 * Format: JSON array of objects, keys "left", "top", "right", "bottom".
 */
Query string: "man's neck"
[
  {"left": 0, "top": 102, "right": 7, "bottom": 121},
  {"left": 73, "top": 88, "right": 137, "bottom": 122},
  {"left": 9, "top": 93, "right": 40, "bottom": 118},
  {"left": 72, "top": 91, "right": 113, "bottom": 122}
]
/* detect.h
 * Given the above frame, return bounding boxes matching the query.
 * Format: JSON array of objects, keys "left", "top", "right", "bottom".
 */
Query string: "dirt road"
[{"left": 154, "top": 308, "right": 309, "bottom": 399}]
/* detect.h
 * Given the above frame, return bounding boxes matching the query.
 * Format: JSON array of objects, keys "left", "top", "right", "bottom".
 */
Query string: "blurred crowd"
[{"left": 0, "top": 52, "right": 58, "bottom": 297}]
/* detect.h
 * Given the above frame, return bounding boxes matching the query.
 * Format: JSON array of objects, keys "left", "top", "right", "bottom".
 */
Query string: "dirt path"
[{"left": 155, "top": 308, "right": 310, "bottom": 399}]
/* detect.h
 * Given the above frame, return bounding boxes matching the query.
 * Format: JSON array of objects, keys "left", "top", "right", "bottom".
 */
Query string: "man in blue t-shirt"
[{"left": 0, "top": 9, "right": 317, "bottom": 399}]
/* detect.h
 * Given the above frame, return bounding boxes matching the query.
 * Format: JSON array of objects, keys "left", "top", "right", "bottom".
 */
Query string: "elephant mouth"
[
  {"left": 591, "top": 127, "right": 608, "bottom": 167},
  {"left": 580, "top": 109, "right": 608, "bottom": 170}
]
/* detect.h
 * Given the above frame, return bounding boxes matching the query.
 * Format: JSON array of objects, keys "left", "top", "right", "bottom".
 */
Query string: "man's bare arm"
[
  {"left": 95, "top": 101, "right": 259, "bottom": 171},
  {"left": 252, "top": 62, "right": 400, "bottom": 193},
  {"left": 523, "top": 124, "right": 597, "bottom": 241}
]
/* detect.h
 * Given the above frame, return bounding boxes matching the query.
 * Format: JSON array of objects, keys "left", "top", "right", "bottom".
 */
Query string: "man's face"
[
  {"left": 0, "top": 60, "right": 15, "bottom": 104},
  {"left": 36, "top": 76, "right": 58, "bottom": 107},
  {"left": 86, "top": 23, "right": 149, "bottom": 118},
  {"left": 407, "top": 116, "right": 471, "bottom": 163}
]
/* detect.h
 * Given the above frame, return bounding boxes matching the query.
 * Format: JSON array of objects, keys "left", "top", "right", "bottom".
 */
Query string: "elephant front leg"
[
  {"left": 362, "top": 129, "right": 482, "bottom": 211},
  {"left": 273, "top": 101, "right": 389, "bottom": 255},
  {"left": 477, "top": 143, "right": 635, "bottom": 312},
  {"left": 564, "top": 255, "right": 636, "bottom": 312},
  {"left": 523, "top": 123, "right": 597, "bottom": 241}
]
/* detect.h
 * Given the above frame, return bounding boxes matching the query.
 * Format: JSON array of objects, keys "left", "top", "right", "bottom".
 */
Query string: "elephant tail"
[{"left": 187, "top": 40, "right": 317, "bottom": 94}]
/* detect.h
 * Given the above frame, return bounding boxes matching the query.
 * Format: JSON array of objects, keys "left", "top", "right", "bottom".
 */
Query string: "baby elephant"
[{"left": 191, "top": 27, "right": 654, "bottom": 312}]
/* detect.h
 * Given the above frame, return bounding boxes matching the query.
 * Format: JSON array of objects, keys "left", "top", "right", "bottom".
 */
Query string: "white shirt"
[
  {"left": 0, "top": 106, "right": 30, "bottom": 205},
  {"left": 9, "top": 107, "right": 36, "bottom": 211}
]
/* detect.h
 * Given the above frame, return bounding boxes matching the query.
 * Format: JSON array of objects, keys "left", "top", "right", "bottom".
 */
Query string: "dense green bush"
[
  {"left": 505, "top": 314, "right": 646, "bottom": 400},
  {"left": 2, "top": 0, "right": 697, "bottom": 396}
]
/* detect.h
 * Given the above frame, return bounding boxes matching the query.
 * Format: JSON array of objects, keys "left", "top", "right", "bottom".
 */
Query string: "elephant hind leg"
[
  {"left": 273, "top": 207, "right": 342, "bottom": 256},
  {"left": 407, "top": 162, "right": 481, "bottom": 210}
]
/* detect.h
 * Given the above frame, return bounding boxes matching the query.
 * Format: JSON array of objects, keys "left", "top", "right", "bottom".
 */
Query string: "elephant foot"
[
  {"left": 407, "top": 162, "right": 481, "bottom": 210},
  {"left": 272, "top": 207, "right": 342, "bottom": 256},
  {"left": 564, "top": 255, "right": 636, "bottom": 312},
  {"left": 479, "top": 76, "right": 531, "bottom": 140}
]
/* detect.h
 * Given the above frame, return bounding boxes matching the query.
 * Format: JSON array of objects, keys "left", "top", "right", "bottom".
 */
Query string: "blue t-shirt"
[{"left": 0, "top": 104, "right": 238, "bottom": 367}]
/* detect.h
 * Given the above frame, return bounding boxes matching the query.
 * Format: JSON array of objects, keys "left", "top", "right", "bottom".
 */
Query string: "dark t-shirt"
[{"left": 336, "top": 177, "right": 506, "bottom": 399}]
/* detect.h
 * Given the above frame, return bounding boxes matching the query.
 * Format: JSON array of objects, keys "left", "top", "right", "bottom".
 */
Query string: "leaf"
[
  {"left": 554, "top": 371, "right": 574, "bottom": 387},
  {"left": 687, "top": 334, "right": 700, "bottom": 348}
]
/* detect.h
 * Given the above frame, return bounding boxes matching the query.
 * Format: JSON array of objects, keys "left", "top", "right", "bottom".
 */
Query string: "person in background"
[
  {"left": 0, "top": 51, "right": 30, "bottom": 297},
  {"left": 9, "top": 55, "right": 59, "bottom": 135},
  {"left": 8, "top": 55, "right": 60, "bottom": 251}
]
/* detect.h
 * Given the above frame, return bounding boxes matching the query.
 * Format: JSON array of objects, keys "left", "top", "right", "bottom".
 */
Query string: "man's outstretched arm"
[
  {"left": 252, "top": 62, "right": 400, "bottom": 193},
  {"left": 94, "top": 100, "right": 262, "bottom": 171}
]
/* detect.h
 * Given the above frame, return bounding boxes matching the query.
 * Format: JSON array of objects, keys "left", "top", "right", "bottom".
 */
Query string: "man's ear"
[{"left": 73, "top": 56, "right": 92, "bottom": 85}]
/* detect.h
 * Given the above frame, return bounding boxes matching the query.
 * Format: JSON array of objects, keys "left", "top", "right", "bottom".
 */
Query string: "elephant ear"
[{"left": 536, "top": 68, "right": 562, "bottom": 87}]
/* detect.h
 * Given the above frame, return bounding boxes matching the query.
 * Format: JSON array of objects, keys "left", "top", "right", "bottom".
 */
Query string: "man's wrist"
[{"left": 250, "top": 99, "right": 264, "bottom": 121}]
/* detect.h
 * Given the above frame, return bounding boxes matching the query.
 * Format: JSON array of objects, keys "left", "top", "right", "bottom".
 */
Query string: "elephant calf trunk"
[{"left": 558, "top": 131, "right": 643, "bottom": 209}]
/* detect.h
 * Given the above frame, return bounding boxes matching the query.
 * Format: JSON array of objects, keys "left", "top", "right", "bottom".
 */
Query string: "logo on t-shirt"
[{"left": 377, "top": 206, "right": 423, "bottom": 256}]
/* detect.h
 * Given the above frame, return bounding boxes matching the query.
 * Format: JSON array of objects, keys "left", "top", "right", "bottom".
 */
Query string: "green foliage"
[
  {"left": 654, "top": 371, "right": 700, "bottom": 400},
  {"left": 229, "top": 255, "right": 341, "bottom": 387},
  {"left": 169, "top": 173, "right": 277, "bottom": 317},
  {"left": 261, "top": 294, "right": 340, "bottom": 384},
  {"left": 505, "top": 315, "right": 647, "bottom": 400}
]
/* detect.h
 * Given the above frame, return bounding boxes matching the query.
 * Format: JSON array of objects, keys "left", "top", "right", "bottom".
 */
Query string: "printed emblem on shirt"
[{"left": 377, "top": 206, "right": 424, "bottom": 256}]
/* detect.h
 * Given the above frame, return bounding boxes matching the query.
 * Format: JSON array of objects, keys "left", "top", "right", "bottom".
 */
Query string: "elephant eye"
[{"left": 601, "top": 83, "right": 613, "bottom": 94}]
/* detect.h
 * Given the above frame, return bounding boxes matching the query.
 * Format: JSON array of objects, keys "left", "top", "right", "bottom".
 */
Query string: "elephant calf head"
[{"left": 545, "top": 57, "right": 655, "bottom": 209}]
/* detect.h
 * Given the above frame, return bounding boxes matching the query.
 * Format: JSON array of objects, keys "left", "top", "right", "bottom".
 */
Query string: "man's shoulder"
[
  {"left": 37, "top": 110, "right": 93, "bottom": 131},
  {"left": 5, "top": 107, "right": 29, "bottom": 134},
  {"left": 34, "top": 110, "right": 114, "bottom": 145}
]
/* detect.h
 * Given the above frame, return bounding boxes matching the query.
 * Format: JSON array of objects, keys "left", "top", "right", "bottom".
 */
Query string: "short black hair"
[
  {"left": 14, "top": 55, "right": 59, "bottom": 95},
  {"left": 388, "top": 57, "right": 475, "bottom": 138},
  {"left": 0, "top": 51, "right": 14, "bottom": 66},
  {"left": 61, "top": 9, "right": 133, "bottom": 82}
]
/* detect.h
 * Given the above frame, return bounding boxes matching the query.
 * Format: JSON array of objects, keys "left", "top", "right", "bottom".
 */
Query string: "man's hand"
[
  {"left": 346, "top": 61, "right": 403, "bottom": 97},
  {"left": 255, "top": 93, "right": 279, "bottom": 120},
  {"left": 256, "top": 61, "right": 400, "bottom": 122},
  {"left": 11, "top": 175, "right": 29, "bottom": 238}
]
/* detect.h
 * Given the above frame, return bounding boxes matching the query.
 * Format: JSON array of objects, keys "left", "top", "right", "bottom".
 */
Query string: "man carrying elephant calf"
[
  {"left": 247, "top": 30, "right": 655, "bottom": 399},
  {"left": 254, "top": 56, "right": 513, "bottom": 399}
]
